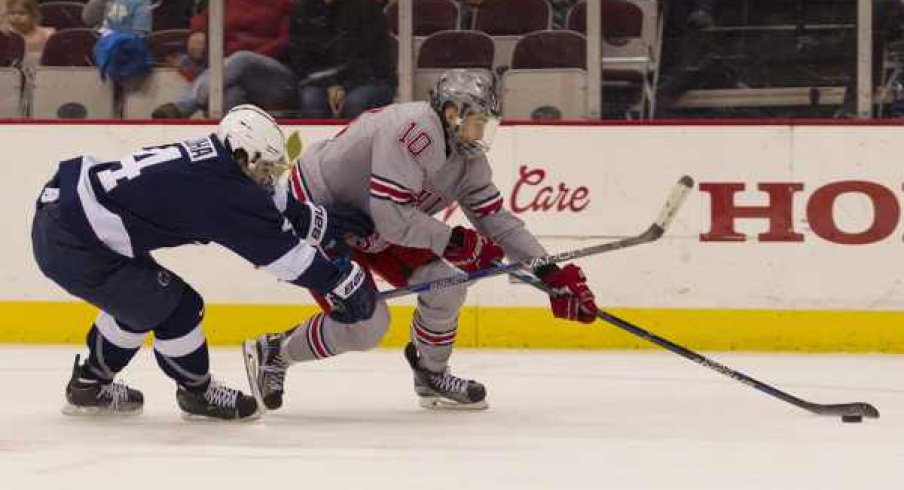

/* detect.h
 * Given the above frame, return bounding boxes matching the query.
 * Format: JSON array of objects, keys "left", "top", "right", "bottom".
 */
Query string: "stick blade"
[{"left": 810, "top": 402, "right": 880, "bottom": 418}]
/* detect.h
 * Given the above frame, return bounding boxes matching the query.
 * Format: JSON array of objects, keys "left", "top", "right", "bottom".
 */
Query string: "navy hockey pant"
[{"left": 32, "top": 203, "right": 210, "bottom": 389}]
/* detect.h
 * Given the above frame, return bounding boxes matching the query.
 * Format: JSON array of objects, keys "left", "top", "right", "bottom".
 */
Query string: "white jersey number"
[{"left": 96, "top": 146, "right": 183, "bottom": 192}]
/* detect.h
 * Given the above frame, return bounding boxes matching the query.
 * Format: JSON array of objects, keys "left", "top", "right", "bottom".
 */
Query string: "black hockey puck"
[{"left": 841, "top": 415, "right": 863, "bottom": 423}]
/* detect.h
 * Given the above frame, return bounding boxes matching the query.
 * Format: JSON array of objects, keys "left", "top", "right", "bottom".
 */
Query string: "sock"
[
  {"left": 152, "top": 288, "right": 211, "bottom": 391},
  {"left": 82, "top": 312, "right": 147, "bottom": 383}
]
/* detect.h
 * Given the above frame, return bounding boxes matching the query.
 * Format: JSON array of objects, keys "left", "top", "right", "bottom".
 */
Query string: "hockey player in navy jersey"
[
  {"left": 244, "top": 70, "right": 598, "bottom": 411},
  {"left": 31, "top": 104, "right": 377, "bottom": 421}
]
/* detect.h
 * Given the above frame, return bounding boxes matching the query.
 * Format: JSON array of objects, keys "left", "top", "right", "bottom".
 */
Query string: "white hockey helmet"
[{"left": 217, "top": 104, "right": 287, "bottom": 192}]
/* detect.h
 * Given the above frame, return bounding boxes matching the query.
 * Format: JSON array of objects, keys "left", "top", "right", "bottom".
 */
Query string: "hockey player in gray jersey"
[{"left": 244, "top": 69, "right": 598, "bottom": 410}]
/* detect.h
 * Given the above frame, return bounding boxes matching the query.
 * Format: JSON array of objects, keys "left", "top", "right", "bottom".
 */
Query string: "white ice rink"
[{"left": 0, "top": 346, "right": 901, "bottom": 490}]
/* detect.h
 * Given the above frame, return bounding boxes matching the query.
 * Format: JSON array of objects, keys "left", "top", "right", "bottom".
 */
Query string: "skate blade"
[
  {"left": 180, "top": 408, "right": 263, "bottom": 423},
  {"left": 62, "top": 403, "right": 143, "bottom": 417},
  {"left": 242, "top": 340, "right": 267, "bottom": 416},
  {"left": 418, "top": 396, "right": 488, "bottom": 411}
]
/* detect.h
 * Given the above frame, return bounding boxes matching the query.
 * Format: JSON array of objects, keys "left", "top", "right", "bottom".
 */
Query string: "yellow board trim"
[{"left": 2, "top": 301, "right": 903, "bottom": 352}]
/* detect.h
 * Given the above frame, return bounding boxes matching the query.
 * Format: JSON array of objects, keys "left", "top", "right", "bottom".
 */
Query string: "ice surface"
[{"left": 0, "top": 346, "right": 901, "bottom": 489}]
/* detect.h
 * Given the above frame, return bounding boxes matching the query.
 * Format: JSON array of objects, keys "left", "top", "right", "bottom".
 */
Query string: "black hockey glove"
[
  {"left": 325, "top": 205, "right": 375, "bottom": 242},
  {"left": 324, "top": 257, "right": 377, "bottom": 324},
  {"left": 289, "top": 202, "right": 374, "bottom": 255}
]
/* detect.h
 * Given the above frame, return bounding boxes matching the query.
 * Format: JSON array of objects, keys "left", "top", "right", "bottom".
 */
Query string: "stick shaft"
[
  {"left": 506, "top": 268, "right": 879, "bottom": 418},
  {"left": 377, "top": 176, "right": 694, "bottom": 301},
  {"left": 377, "top": 226, "right": 658, "bottom": 300}
]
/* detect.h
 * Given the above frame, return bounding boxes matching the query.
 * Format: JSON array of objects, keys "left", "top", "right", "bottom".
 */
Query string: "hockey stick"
[
  {"left": 504, "top": 267, "right": 881, "bottom": 421},
  {"left": 377, "top": 176, "right": 695, "bottom": 301}
]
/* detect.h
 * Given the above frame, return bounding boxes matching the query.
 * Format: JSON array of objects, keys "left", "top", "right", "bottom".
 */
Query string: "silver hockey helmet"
[
  {"left": 430, "top": 69, "right": 501, "bottom": 157},
  {"left": 217, "top": 104, "right": 288, "bottom": 192}
]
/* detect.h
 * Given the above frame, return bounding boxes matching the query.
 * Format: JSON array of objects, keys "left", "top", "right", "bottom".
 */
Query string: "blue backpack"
[{"left": 93, "top": 31, "right": 154, "bottom": 83}]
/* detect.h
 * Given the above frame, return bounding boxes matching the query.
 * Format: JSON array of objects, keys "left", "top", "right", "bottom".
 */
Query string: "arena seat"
[
  {"left": 502, "top": 30, "right": 587, "bottom": 119},
  {"left": 567, "top": 0, "right": 660, "bottom": 117},
  {"left": 31, "top": 29, "right": 116, "bottom": 118},
  {"left": 152, "top": 1, "right": 192, "bottom": 31},
  {"left": 385, "top": 0, "right": 459, "bottom": 35},
  {"left": 148, "top": 28, "right": 191, "bottom": 64},
  {"left": 123, "top": 29, "right": 192, "bottom": 119},
  {"left": 386, "top": 0, "right": 459, "bottom": 73},
  {"left": 415, "top": 30, "right": 494, "bottom": 101},
  {"left": 38, "top": 1, "right": 86, "bottom": 30},
  {"left": 473, "top": 0, "right": 551, "bottom": 70}
]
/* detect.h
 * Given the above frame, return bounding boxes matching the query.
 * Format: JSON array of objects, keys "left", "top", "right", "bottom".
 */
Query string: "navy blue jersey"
[{"left": 42, "top": 134, "right": 341, "bottom": 291}]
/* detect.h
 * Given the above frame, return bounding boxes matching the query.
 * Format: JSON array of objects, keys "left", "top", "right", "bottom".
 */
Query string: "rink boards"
[{"left": 3, "top": 121, "right": 904, "bottom": 352}]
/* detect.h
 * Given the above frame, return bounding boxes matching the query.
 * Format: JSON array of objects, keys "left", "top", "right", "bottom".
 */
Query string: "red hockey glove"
[
  {"left": 442, "top": 226, "right": 504, "bottom": 274},
  {"left": 536, "top": 264, "right": 597, "bottom": 324}
]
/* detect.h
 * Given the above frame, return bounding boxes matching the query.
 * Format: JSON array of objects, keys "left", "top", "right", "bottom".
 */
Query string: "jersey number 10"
[{"left": 398, "top": 122, "right": 432, "bottom": 159}]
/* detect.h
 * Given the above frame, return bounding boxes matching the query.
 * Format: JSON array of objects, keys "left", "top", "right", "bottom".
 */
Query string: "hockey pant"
[
  {"left": 283, "top": 245, "right": 466, "bottom": 372},
  {"left": 31, "top": 202, "right": 211, "bottom": 389}
]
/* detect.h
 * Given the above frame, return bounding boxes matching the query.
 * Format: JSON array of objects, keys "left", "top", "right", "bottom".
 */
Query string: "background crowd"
[{"left": 0, "top": 0, "right": 900, "bottom": 120}]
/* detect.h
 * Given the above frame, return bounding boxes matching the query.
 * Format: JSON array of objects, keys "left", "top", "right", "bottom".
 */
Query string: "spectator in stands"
[
  {"left": 5, "top": 0, "right": 54, "bottom": 74},
  {"left": 152, "top": 0, "right": 296, "bottom": 118},
  {"left": 4, "top": 0, "right": 53, "bottom": 115},
  {"left": 82, "top": 0, "right": 153, "bottom": 35},
  {"left": 550, "top": 0, "right": 578, "bottom": 29},
  {"left": 655, "top": 0, "right": 723, "bottom": 115},
  {"left": 457, "top": 0, "right": 483, "bottom": 29},
  {"left": 686, "top": 0, "right": 715, "bottom": 30},
  {"left": 839, "top": 0, "right": 904, "bottom": 118},
  {"left": 289, "top": 0, "right": 396, "bottom": 119},
  {"left": 879, "top": 0, "right": 904, "bottom": 117},
  {"left": 83, "top": 1, "right": 154, "bottom": 85},
  {"left": 0, "top": 3, "right": 8, "bottom": 33},
  {"left": 164, "top": 24, "right": 206, "bottom": 81},
  {"left": 83, "top": 0, "right": 199, "bottom": 32}
]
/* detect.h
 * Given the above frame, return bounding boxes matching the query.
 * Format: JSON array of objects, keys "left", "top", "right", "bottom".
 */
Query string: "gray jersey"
[{"left": 280, "top": 102, "right": 545, "bottom": 262}]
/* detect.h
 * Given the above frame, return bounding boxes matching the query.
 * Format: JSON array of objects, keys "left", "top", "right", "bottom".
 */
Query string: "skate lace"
[
  {"left": 430, "top": 369, "right": 467, "bottom": 394},
  {"left": 204, "top": 381, "right": 239, "bottom": 408},
  {"left": 98, "top": 382, "right": 130, "bottom": 408},
  {"left": 261, "top": 351, "right": 288, "bottom": 392}
]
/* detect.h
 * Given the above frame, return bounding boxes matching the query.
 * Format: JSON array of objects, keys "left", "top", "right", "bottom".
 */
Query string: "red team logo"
[
  {"left": 510, "top": 165, "right": 590, "bottom": 213},
  {"left": 437, "top": 172, "right": 900, "bottom": 245},
  {"left": 701, "top": 181, "right": 901, "bottom": 245},
  {"left": 437, "top": 164, "right": 592, "bottom": 222}
]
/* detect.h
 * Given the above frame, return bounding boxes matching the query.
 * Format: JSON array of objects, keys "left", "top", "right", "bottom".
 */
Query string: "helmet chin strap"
[{"left": 452, "top": 116, "right": 466, "bottom": 143}]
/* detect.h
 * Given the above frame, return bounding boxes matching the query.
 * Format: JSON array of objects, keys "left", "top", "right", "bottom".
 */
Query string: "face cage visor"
[
  {"left": 244, "top": 153, "right": 289, "bottom": 193},
  {"left": 453, "top": 109, "right": 500, "bottom": 156}
]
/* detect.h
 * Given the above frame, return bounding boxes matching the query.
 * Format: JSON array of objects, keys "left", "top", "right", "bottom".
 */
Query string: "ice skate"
[
  {"left": 176, "top": 379, "right": 260, "bottom": 421},
  {"left": 404, "top": 342, "right": 488, "bottom": 410},
  {"left": 63, "top": 355, "right": 144, "bottom": 416},
  {"left": 243, "top": 332, "right": 290, "bottom": 411}
]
